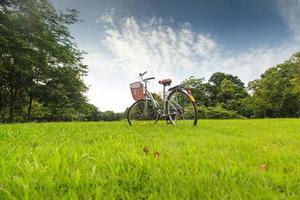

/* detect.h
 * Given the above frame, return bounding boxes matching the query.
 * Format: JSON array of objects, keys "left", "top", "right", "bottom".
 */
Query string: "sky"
[{"left": 50, "top": 0, "right": 300, "bottom": 112}]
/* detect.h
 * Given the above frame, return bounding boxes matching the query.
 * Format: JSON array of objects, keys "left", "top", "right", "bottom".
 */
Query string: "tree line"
[
  {"left": 183, "top": 52, "right": 300, "bottom": 119},
  {"left": 1, "top": 0, "right": 299, "bottom": 123}
]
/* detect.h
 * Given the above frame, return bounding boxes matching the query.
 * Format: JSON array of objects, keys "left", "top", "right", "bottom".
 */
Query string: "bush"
[{"left": 198, "top": 105, "right": 245, "bottom": 119}]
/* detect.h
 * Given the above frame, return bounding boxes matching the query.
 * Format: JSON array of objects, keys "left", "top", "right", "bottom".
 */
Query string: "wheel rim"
[
  {"left": 167, "top": 91, "right": 197, "bottom": 125},
  {"left": 128, "top": 100, "right": 158, "bottom": 125}
]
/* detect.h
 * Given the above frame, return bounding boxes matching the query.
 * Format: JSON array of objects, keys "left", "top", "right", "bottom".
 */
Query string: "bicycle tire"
[{"left": 127, "top": 100, "right": 159, "bottom": 126}]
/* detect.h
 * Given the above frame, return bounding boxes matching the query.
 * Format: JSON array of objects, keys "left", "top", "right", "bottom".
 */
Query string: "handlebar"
[
  {"left": 139, "top": 71, "right": 147, "bottom": 77},
  {"left": 139, "top": 71, "right": 155, "bottom": 82},
  {"left": 144, "top": 77, "right": 155, "bottom": 81}
]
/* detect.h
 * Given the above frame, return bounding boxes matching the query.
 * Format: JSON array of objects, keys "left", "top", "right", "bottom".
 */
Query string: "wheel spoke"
[
  {"left": 127, "top": 100, "right": 159, "bottom": 125},
  {"left": 167, "top": 91, "right": 197, "bottom": 126}
]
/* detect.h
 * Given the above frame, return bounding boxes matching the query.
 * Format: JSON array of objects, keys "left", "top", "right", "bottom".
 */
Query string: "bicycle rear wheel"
[
  {"left": 127, "top": 100, "right": 159, "bottom": 126},
  {"left": 166, "top": 90, "right": 198, "bottom": 126}
]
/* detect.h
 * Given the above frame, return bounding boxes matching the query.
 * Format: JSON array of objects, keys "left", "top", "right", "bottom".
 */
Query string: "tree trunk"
[
  {"left": 0, "top": 89, "right": 11, "bottom": 114},
  {"left": 9, "top": 88, "right": 18, "bottom": 123},
  {"left": 9, "top": 71, "right": 19, "bottom": 123},
  {"left": 27, "top": 91, "right": 33, "bottom": 121},
  {"left": 9, "top": 72, "right": 14, "bottom": 123}
]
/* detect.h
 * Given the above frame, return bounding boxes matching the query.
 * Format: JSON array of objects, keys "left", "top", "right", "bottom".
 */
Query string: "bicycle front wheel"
[
  {"left": 166, "top": 90, "right": 198, "bottom": 126},
  {"left": 127, "top": 100, "right": 159, "bottom": 126}
]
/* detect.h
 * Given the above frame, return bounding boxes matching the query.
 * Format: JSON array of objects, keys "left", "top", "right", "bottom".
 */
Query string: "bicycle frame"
[{"left": 142, "top": 75, "right": 186, "bottom": 118}]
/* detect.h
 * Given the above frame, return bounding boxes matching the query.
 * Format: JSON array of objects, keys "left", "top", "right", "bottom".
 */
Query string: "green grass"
[{"left": 0, "top": 119, "right": 300, "bottom": 199}]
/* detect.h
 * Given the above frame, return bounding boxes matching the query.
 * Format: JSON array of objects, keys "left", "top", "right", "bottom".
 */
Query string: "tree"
[
  {"left": 208, "top": 72, "right": 246, "bottom": 107},
  {"left": 218, "top": 79, "right": 248, "bottom": 103},
  {"left": 209, "top": 72, "right": 245, "bottom": 88},
  {"left": 182, "top": 73, "right": 250, "bottom": 117},
  {"left": 249, "top": 52, "right": 300, "bottom": 118},
  {"left": 0, "top": 0, "right": 88, "bottom": 122},
  {"left": 98, "top": 111, "right": 123, "bottom": 121}
]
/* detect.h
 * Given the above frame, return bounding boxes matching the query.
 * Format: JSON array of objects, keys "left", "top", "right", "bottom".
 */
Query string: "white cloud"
[
  {"left": 84, "top": 3, "right": 300, "bottom": 112},
  {"left": 277, "top": 0, "right": 300, "bottom": 41}
]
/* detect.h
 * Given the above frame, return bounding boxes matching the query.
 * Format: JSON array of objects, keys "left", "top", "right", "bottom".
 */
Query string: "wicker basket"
[{"left": 130, "top": 82, "right": 144, "bottom": 101}]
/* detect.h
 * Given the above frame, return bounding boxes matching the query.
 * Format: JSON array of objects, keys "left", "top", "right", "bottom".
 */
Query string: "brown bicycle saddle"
[{"left": 159, "top": 79, "right": 172, "bottom": 86}]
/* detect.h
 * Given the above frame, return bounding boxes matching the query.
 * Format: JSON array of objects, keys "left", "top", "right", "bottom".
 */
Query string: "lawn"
[{"left": 0, "top": 119, "right": 300, "bottom": 199}]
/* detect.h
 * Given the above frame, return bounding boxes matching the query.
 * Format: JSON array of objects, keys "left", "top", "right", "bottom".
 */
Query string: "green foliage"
[
  {"left": 98, "top": 111, "right": 123, "bottom": 121},
  {"left": 1, "top": 120, "right": 300, "bottom": 199},
  {"left": 183, "top": 52, "right": 300, "bottom": 119},
  {"left": 209, "top": 72, "right": 245, "bottom": 88},
  {"left": 183, "top": 73, "right": 250, "bottom": 118},
  {"left": 79, "top": 103, "right": 99, "bottom": 121},
  {"left": 151, "top": 92, "right": 163, "bottom": 105},
  {"left": 0, "top": 0, "right": 94, "bottom": 122},
  {"left": 218, "top": 79, "right": 248, "bottom": 102},
  {"left": 206, "top": 72, "right": 241, "bottom": 105},
  {"left": 182, "top": 76, "right": 211, "bottom": 106},
  {"left": 0, "top": 0, "right": 123, "bottom": 122},
  {"left": 198, "top": 105, "right": 244, "bottom": 119},
  {"left": 22, "top": 100, "right": 51, "bottom": 119},
  {"left": 249, "top": 53, "right": 300, "bottom": 118}
]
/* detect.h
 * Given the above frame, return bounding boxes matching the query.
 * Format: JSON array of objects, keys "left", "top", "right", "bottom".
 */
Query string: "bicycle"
[{"left": 127, "top": 71, "right": 198, "bottom": 126}]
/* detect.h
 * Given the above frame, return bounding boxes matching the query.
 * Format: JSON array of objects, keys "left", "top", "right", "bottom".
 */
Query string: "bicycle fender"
[
  {"left": 188, "top": 94, "right": 196, "bottom": 102},
  {"left": 168, "top": 86, "right": 196, "bottom": 102},
  {"left": 181, "top": 89, "right": 196, "bottom": 103}
]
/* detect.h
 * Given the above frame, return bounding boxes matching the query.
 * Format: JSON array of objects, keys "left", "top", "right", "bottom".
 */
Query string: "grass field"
[{"left": 0, "top": 119, "right": 300, "bottom": 199}]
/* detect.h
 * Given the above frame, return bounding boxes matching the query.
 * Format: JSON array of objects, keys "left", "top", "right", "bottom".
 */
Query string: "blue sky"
[
  {"left": 51, "top": 0, "right": 300, "bottom": 112},
  {"left": 52, "top": 0, "right": 289, "bottom": 51}
]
